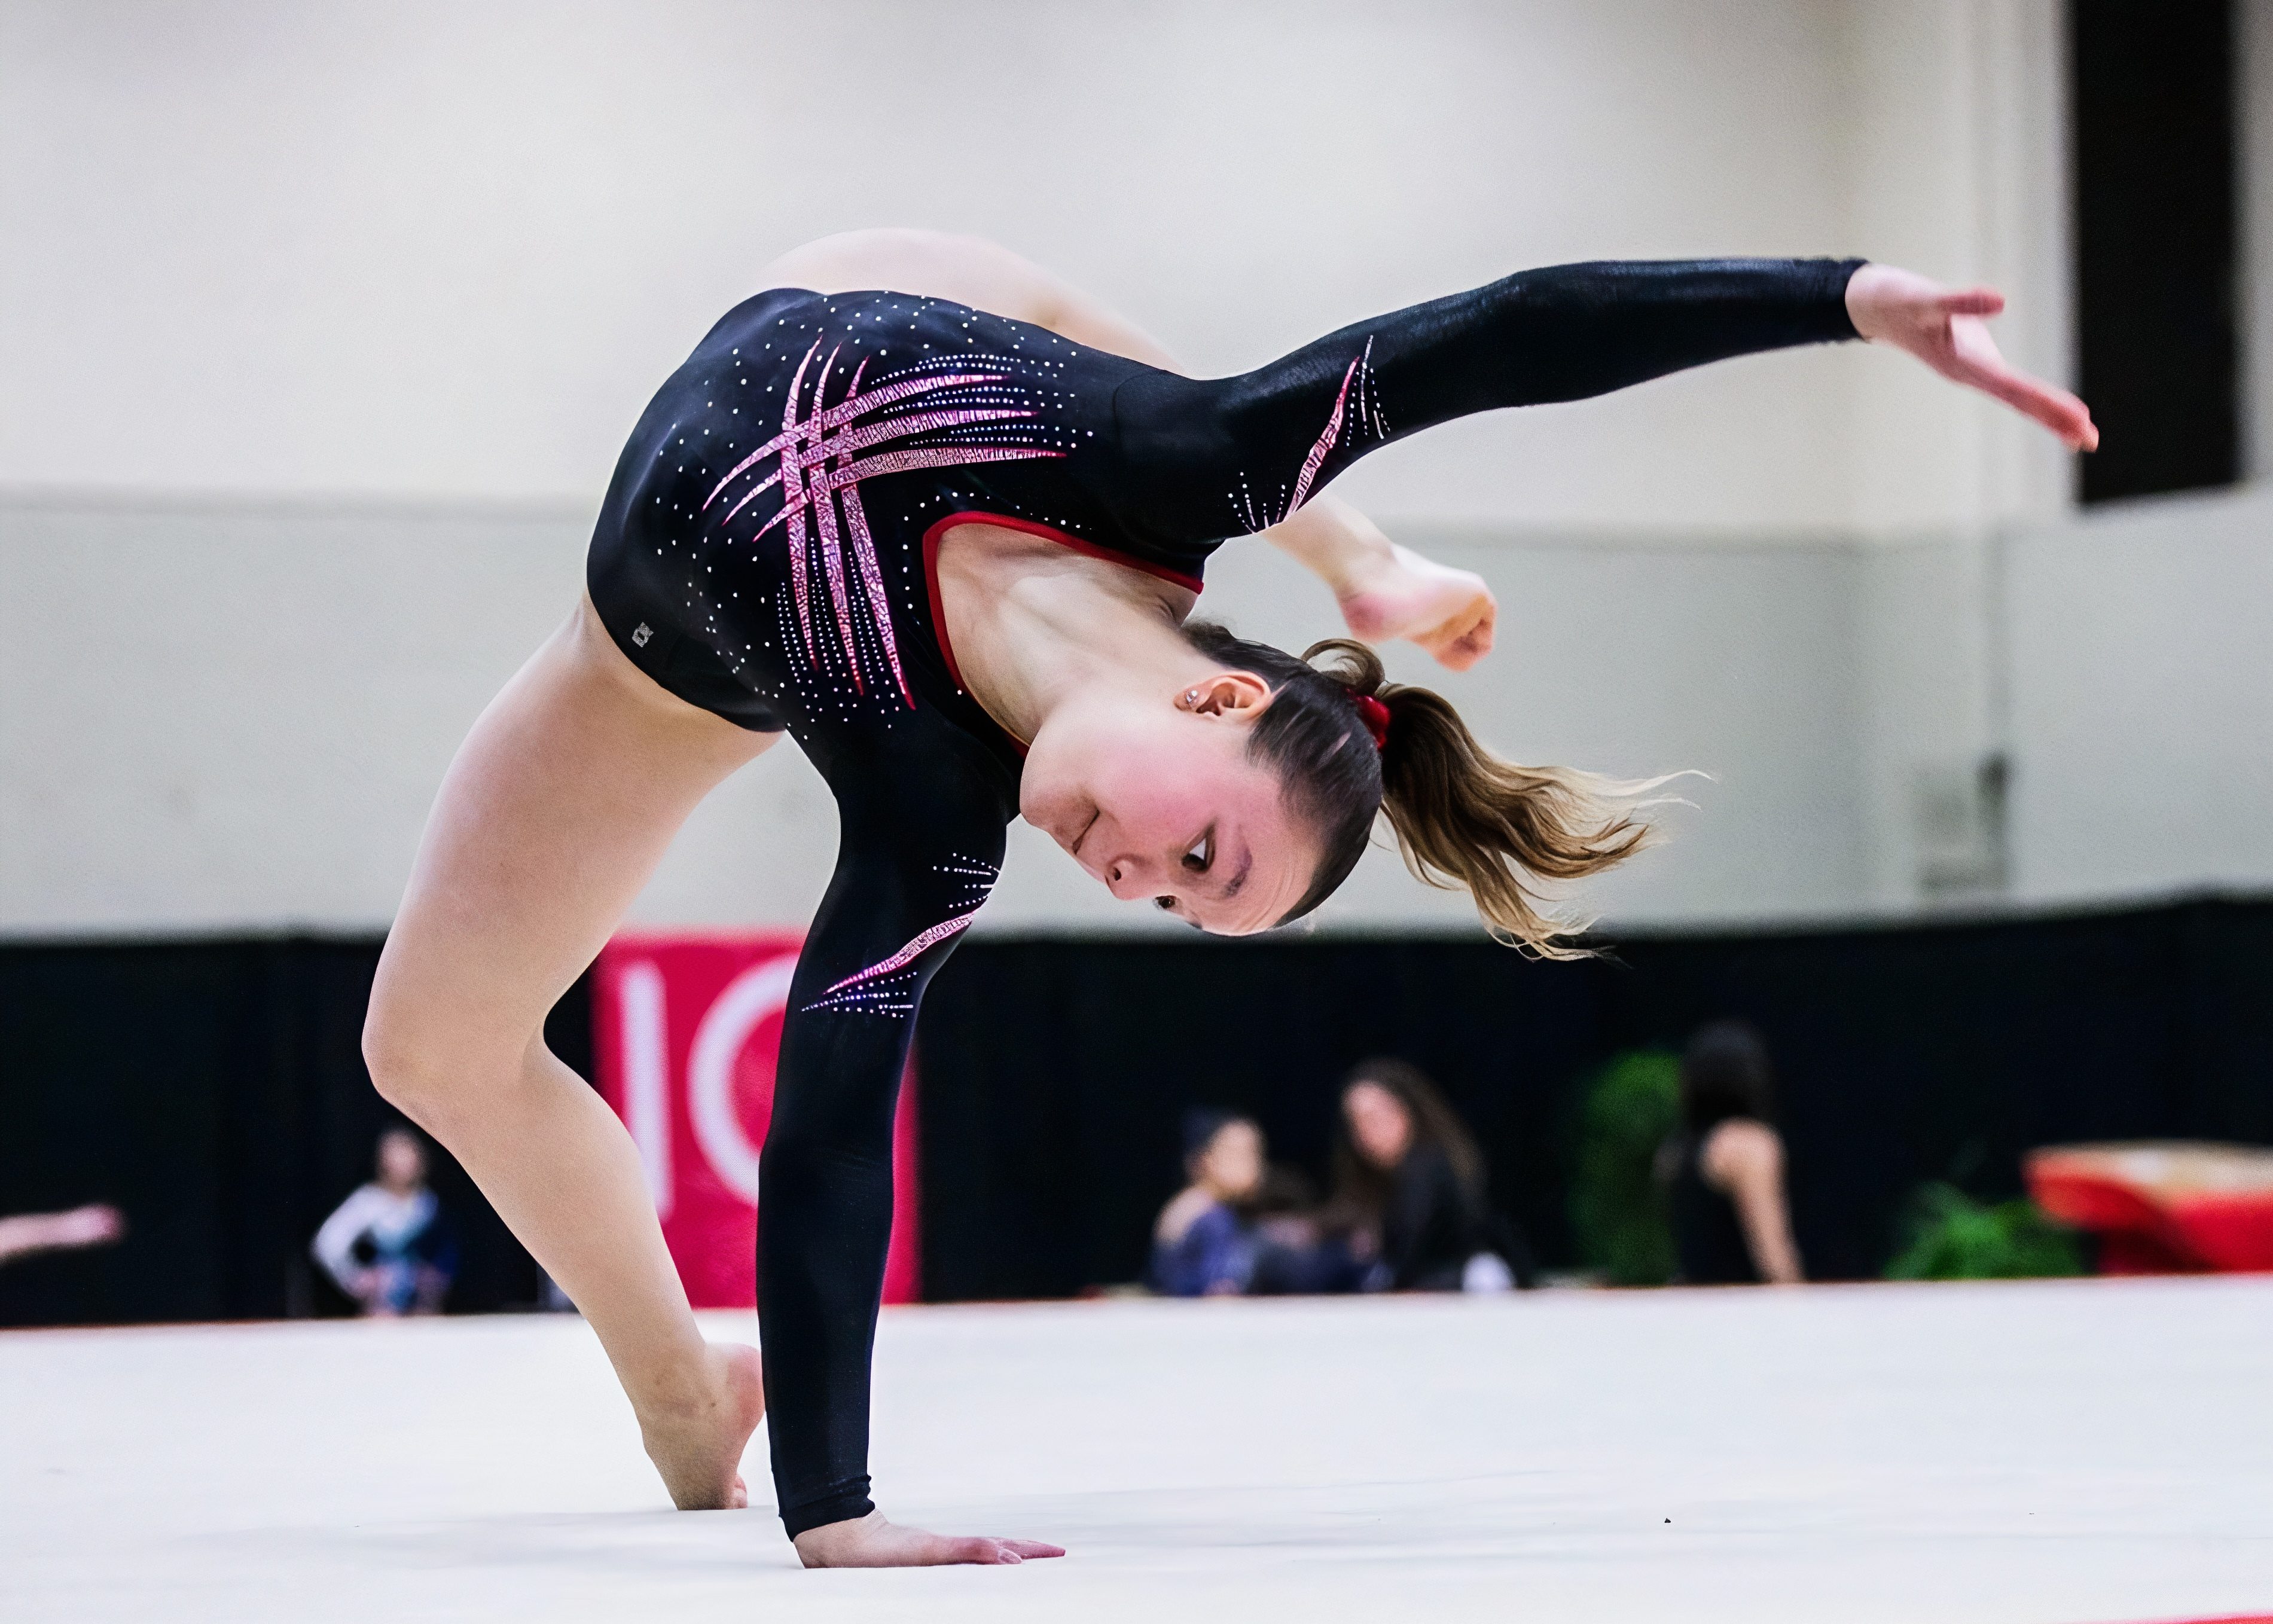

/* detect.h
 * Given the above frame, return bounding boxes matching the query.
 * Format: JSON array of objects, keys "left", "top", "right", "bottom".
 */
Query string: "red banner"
[{"left": 591, "top": 932, "right": 922, "bottom": 1308}]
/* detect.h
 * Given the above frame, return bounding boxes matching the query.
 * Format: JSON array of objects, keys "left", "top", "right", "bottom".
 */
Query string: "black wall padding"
[
  {"left": 914, "top": 897, "right": 2272, "bottom": 1299},
  {"left": 2070, "top": 0, "right": 2238, "bottom": 503},
  {"left": 2, "top": 899, "right": 2265, "bottom": 1325},
  {"left": 0, "top": 937, "right": 590, "bottom": 1329}
]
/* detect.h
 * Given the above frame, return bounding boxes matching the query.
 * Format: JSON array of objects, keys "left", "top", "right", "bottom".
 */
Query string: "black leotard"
[{"left": 584, "top": 256, "right": 1860, "bottom": 1536}]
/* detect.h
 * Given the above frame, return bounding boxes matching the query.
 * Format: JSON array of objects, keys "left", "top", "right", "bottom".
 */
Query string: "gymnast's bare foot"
[
  {"left": 1335, "top": 542, "right": 1497, "bottom": 671},
  {"left": 640, "top": 1341, "right": 766, "bottom": 1510},
  {"left": 793, "top": 1509, "right": 1067, "bottom": 1568}
]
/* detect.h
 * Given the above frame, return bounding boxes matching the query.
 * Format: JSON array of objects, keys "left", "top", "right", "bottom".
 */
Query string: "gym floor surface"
[{"left": 5, "top": 1278, "right": 2266, "bottom": 1622}]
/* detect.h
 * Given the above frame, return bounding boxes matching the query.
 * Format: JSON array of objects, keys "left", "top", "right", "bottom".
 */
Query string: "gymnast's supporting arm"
[
  {"left": 759, "top": 749, "right": 1057, "bottom": 1566},
  {"left": 761, "top": 788, "right": 996, "bottom": 1541}
]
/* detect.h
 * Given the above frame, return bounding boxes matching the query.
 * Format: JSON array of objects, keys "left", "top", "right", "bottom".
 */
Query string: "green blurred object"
[
  {"left": 1884, "top": 1182, "right": 2085, "bottom": 1280},
  {"left": 1569, "top": 1049, "right": 1682, "bottom": 1286}
]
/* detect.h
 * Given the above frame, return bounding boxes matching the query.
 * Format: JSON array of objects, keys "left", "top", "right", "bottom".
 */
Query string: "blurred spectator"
[
  {"left": 1151, "top": 1110, "right": 1267, "bottom": 1296},
  {"left": 1151, "top": 1111, "right": 1363, "bottom": 1296},
  {"left": 0, "top": 1204, "right": 125, "bottom": 1268},
  {"left": 1332, "top": 1059, "right": 1531, "bottom": 1292},
  {"left": 1659, "top": 1021, "right": 1803, "bottom": 1285},
  {"left": 312, "top": 1127, "right": 458, "bottom": 1316}
]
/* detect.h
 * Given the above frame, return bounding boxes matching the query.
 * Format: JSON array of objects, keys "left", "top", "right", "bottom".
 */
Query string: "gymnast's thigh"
[{"left": 366, "top": 596, "right": 778, "bottom": 1079}]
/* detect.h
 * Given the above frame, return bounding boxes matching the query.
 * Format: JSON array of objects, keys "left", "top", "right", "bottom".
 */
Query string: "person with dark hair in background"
[
  {"left": 1661, "top": 1021, "right": 1803, "bottom": 1286},
  {"left": 312, "top": 1127, "right": 459, "bottom": 1316},
  {"left": 1332, "top": 1059, "right": 1530, "bottom": 1292}
]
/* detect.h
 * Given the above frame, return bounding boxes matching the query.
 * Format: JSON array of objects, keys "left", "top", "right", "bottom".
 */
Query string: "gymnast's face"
[{"left": 1022, "top": 671, "right": 1321, "bottom": 935}]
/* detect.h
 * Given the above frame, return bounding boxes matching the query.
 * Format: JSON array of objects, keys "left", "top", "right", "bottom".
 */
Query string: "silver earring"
[{"left": 1184, "top": 689, "right": 1199, "bottom": 705}]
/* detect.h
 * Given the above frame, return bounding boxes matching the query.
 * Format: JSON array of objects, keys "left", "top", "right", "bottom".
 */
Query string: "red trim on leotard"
[{"left": 919, "top": 509, "right": 1204, "bottom": 703}]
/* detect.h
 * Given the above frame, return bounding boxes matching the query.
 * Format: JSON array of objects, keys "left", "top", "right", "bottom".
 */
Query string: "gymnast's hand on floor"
[
  {"left": 1844, "top": 262, "right": 2100, "bottom": 451},
  {"left": 792, "top": 1509, "right": 1067, "bottom": 1568}
]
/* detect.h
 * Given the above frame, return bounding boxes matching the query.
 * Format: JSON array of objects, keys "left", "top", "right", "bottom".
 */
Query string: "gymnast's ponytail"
[
  {"left": 1183, "top": 622, "right": 1665, "bottom": 957},
  {"left": 1363, "top": 643, "right": 1667, "bottom": 957}
]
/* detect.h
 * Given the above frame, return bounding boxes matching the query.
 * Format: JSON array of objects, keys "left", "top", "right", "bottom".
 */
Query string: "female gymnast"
[{"left": 362, "top": 229, "right": 2093, "bottom": 1567}]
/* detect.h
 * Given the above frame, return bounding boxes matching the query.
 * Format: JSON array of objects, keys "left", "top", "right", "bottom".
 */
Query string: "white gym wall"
[{"left": 2, "top": 0, "right": 2268, "bottom": 937}]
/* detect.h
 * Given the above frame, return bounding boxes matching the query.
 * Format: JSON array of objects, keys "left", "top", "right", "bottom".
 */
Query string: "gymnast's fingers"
[
  {"left": 1948, "top": 320, "right": 2100, "bottom": 449},
  {"left": 939, "top": 1534, "right": 1064, "bottom": 1564},
  {"left": 933, "top": 1536, "right": 1011, "bottom": 1564},
  {"left": 997, "top": 1538, "right": 1067, "bottom": 1559},
  {"left": 1938, "top": 285, "right": 2006, "bottom": 319}
]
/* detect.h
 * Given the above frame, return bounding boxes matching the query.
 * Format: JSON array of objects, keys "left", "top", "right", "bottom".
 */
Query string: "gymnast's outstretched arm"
[
  {"left": 761, "top": 228, "right": 1498, "bottom": 667},
  {"left": 1100, "top": 257, "right": 2093, "bottom": 554}
]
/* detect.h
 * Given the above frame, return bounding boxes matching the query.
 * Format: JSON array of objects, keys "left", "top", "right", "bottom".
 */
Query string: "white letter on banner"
[
  {"left": 686, "top": 956, "right": 799, "bottom": 1205},
  {"left": 618, "top": 961, "right": 673, "bottom": 1219}
]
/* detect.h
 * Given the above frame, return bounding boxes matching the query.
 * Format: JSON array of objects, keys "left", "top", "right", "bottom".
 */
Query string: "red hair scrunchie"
[{"left": 1348, "top": 689, "right": 1392, "bottom": 752}]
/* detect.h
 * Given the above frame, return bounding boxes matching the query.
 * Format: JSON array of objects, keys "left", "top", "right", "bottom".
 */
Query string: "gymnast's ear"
[{"left": 1174, "top": 671, "right": 1273, "bottom": 718}]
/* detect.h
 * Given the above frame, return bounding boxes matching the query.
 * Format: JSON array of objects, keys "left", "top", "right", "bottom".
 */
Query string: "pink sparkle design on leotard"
[
  {"left": 814, "top": 908, "right": 982, "bottom": 1001},
  {"left": 832, "top": 358, "right": 918, "bottom": 709},
  {"left": 808, "top": 348, "right": 862, "bottom": 686},
  {"left": 1231, "top": 337, "right": 1386, "bottom": 535},
  {"left": 803, "top": 856, "right": 1000, "bottom": 1016},
  {"left": 774, "top": 343, "right": 821, "bottom": 661},
  {"left": 701, "top": 340, "right": 1065, "bottom": 706},
  {"left": 1285, "top": 355, "right": 1363, "bottom": 518}
]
